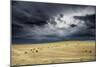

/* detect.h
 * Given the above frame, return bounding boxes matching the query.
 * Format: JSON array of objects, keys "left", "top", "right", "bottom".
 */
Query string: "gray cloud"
[{"left": 12, "top": 1, "right": 96, "bottom": 43}]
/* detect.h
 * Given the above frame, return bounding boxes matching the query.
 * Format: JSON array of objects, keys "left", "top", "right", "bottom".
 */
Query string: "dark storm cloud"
[
  {"left": 12, "top": 1, "right": 96, "bottom": 43},
  {"left": 73, "top": 14, "right": 96, "bottom": 35},
  {"left": 74, "top": 14, "right": 96, "bottom": 29}
]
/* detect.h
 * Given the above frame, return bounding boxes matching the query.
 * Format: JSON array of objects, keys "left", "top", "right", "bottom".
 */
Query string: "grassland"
[{"left": 11, "top": 41, "right": 96, "bottom": 66}]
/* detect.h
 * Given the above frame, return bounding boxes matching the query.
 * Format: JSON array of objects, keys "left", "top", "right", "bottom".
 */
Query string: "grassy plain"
[{"left": 11, "top": 41, "right": 96, "bottom": 66}]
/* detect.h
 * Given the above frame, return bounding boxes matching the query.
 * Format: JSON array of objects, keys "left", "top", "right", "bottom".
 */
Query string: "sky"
[{"left": 12, "top": 1, "right": 96, "bottom": 44}]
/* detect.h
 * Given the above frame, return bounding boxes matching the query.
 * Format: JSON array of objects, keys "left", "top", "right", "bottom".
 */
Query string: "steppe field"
[{"left": 11, "top": 41, "right": 96, "bottom": 66}]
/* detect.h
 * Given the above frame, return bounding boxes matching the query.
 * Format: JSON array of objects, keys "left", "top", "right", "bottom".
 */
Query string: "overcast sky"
[{"left": 12, "top": 1, "right": 96, "bottom": 44}]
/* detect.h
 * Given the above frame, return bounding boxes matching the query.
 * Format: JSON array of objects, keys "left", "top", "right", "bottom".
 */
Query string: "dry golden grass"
[{"left": 11, "top": 41, "right": 96, "bottom": 66}]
